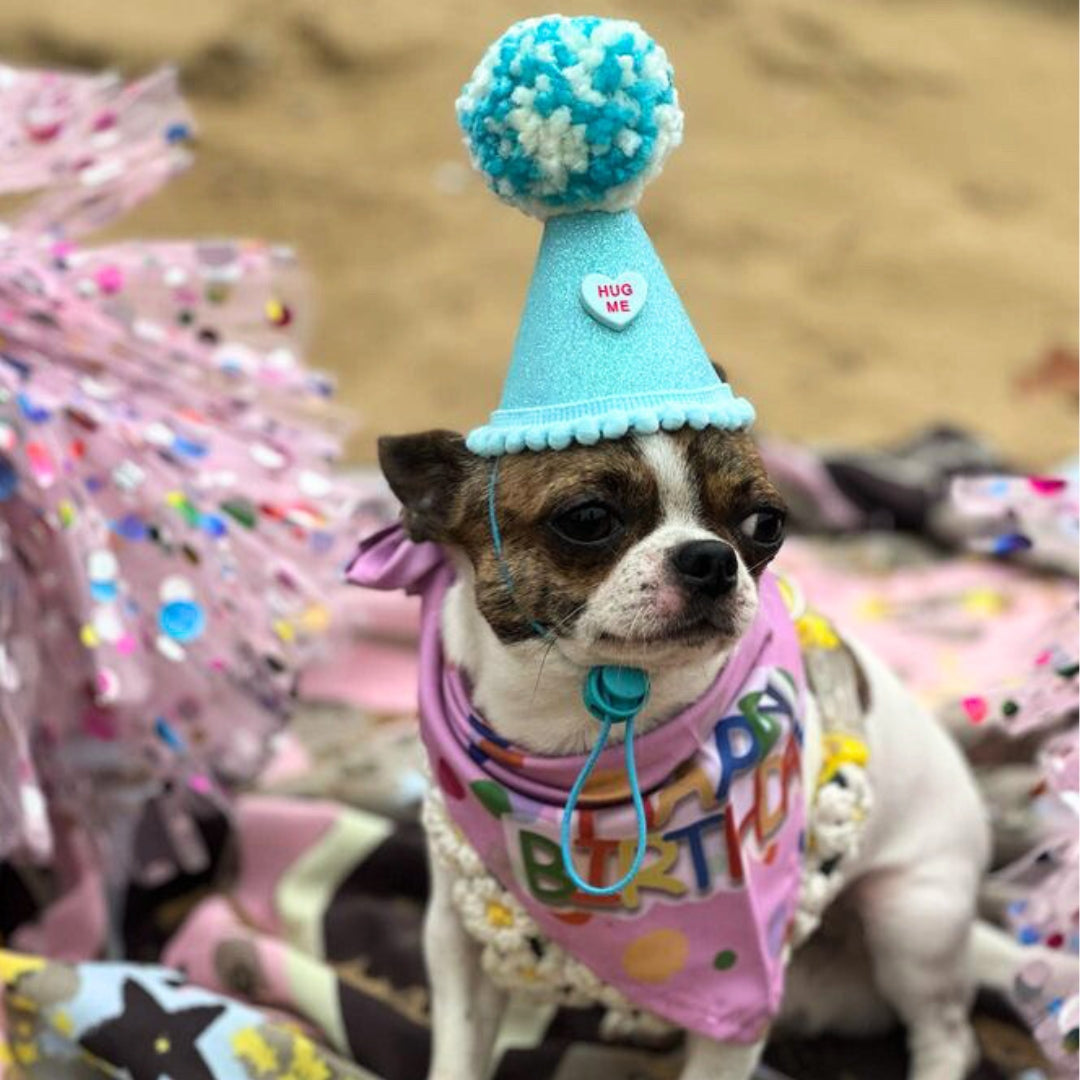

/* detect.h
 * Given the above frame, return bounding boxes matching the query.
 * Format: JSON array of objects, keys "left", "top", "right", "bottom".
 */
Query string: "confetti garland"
[
  {"left": 996, "top": 724, "right": 1079, "bottom": 1075},
  {"left": 953, "top": 475, "right": 1079, "bottom": 1072},
  {"left": 952, "top": 474, "right": 1079, "bottom": 576},
  {"left": 0, "top": 65, "right": 357, "bottom": 877}
]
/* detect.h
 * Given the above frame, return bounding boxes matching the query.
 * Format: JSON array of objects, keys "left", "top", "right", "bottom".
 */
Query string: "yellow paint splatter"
[
  {"left": 14, "top": 1039, "right": 39, "bottom": 1065},
  {"left": 51, "top": 1010, "right": 74, "bottom": 1036},
  {"left": 0, "top": 951, "right": 46, "bottom": 985},
  {"left": 284, "top": 1035, "right": 331, "bottom": 1080},
  {"left": 796, "top": 612, "right": 841, "bottom": 651},
  {"left": 231, "top": 1027, "right": 280, "bottom": 1074},
  {"left": 818, "top": 734, "right": 870, "bottom": 785},
  {"left": 299, "top": 605, "right": 330, "bottom": 633},
  {"left": 962, "top": 588, "right": 1006, "bottom": 617}
]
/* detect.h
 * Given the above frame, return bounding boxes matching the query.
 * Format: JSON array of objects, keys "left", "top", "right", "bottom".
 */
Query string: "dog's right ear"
[{"left": 377, "top": 430, "right": 476, "bottom": 543}]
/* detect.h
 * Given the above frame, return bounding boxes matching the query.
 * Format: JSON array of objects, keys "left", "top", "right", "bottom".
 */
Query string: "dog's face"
[{"left": 378, "top": 427, "right": 786, "bottom": 671}]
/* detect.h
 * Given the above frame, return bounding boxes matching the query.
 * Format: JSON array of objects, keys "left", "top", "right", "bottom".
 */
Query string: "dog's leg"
[
  {"left": 425, "top": 856, "right": 507, "bottom": 1080},
  {"left": 969, "top": 919, "right": 1079, "bottom": 1001},
  {"left": 679, "top": 1033, "right": 765, "bottom": 1080},
  {"left": 857, "top": 866, "right": 980, "bottom": 1080}
]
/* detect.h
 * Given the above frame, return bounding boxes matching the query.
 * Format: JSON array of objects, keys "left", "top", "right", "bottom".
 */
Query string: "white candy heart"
[{"left": 580, "top": 272, "right": 647, "bottom": 331}]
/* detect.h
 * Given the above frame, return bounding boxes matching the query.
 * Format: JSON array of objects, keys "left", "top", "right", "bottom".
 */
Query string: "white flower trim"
[
  {"left": 422, "top": 791, "right": 660, "bottom": 1029},
  {"left": 792, "top": 761, "right": 873, "bottom": 945}
]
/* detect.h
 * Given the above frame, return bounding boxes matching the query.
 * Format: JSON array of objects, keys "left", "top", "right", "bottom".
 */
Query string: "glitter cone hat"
[{"left": 460, "top": 15, "right": 755, "bottom": 457}]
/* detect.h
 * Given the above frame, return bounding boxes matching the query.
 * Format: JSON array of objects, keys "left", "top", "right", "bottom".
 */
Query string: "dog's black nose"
[{"left": 671, "top": 540, "right": 739, "bottom": 598}]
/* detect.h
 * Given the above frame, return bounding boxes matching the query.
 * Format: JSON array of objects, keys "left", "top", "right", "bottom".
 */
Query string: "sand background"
[{"left": 2, "top": 0, "right": 1077, "bottom": 465}]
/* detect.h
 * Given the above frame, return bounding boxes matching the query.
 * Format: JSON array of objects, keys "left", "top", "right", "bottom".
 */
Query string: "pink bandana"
[{"left": 348, "top": 524, "right": 807, "bottom": 1043}]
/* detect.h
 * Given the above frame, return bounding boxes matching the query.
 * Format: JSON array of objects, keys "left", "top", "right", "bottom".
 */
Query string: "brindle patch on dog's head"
[
  {"left": 380, "top": 432, "right": 659, "bottom": 643},
  {"left": 378, "top": 427, "right": 785, "bottom": 649},
  {"left": 681, "top": 428, "right": 785, "bottom": 577}
]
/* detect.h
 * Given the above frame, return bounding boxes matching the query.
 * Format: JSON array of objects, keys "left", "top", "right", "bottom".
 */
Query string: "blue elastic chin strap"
[
  {"left": 487, "top": 460, "right": 650, "bottom": 896},
  {"left": 564, "top": 664, "right": 650, "bottom": 895}
]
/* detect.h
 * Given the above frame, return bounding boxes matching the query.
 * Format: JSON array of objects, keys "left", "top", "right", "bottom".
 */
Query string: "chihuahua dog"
[{"left": 378, "top": 425, "right": 1069, "bottom": 1080}]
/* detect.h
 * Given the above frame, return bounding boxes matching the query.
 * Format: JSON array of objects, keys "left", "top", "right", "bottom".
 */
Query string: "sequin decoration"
[
  {"left": 952, "top": 477, "right": 1079, "bottom": 1074},
  {"left": 265, "top": 298, "right": 292, "bottom": 327},
  {"left": 0, "top": 64, "right": 357, "bottom": 870}
]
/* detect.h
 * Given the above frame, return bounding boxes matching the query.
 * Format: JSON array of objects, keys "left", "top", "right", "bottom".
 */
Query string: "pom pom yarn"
[{"left": 457, "top": 15, "right": 683, "bottom": 219}]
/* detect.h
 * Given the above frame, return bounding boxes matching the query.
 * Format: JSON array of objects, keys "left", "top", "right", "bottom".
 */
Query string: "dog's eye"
[
  {"left": 739, "top": 508, "right": 785, "bottom": 546},
  {"left": 550, "top": 501, "right": 622, "bottom": 546}
]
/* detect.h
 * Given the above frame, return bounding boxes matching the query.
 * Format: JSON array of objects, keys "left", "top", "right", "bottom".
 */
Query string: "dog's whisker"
[
  {"left": 548, "top": 601, "right": 589, "bottom": 634},
  {"left": 532, "top": 636, "right": 558, "bottom": 700},
  {"left": 745, "top": 552, "right": 776, "bottom": 576},
  {"left": 530, "top": 600, "right": 589, "bottom": 702}
]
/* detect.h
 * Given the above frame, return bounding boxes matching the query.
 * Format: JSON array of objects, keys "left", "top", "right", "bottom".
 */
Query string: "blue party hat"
[{"left": 459, "top": 15, "right": 755, "bottom": 457}]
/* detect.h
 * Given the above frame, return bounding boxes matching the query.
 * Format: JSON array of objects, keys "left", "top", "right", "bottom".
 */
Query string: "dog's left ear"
[{"left": 377, "top": 430, "right": 477, "bottom": 543}]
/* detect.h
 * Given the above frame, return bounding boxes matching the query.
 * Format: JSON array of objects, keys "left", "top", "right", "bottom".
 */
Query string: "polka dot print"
[
  {"left": 713, "top": 949, "right": 738, "bottom": 971},
  {"left": 621, "top": 929, "right": 689, "bottom": 984}
]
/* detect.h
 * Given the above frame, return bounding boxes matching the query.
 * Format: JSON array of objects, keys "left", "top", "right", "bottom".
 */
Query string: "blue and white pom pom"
[{"left": 457, "top": 15, "right": 683, "bottom": 219}]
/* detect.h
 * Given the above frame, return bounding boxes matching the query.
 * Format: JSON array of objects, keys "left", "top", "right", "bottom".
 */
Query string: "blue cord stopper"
[
  {"left": 583, "top": 665, "right": 650, "bottom": 723},
  {"left": 560, "top": 665, "right": 650, "bottom": 896}
]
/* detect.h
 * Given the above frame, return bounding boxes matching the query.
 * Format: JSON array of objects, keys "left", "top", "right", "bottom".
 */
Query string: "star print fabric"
[{"left": 0, "top": 953, "right": 366, "bottom": 1079}]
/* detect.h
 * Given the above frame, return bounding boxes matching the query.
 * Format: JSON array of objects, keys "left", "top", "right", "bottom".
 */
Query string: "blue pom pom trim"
[
  {"left": 457, "top": 16, "right": 682, "bottom": 217},
  {"left": 465, "top": 385, "right": 755, "bottom": 457}
]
